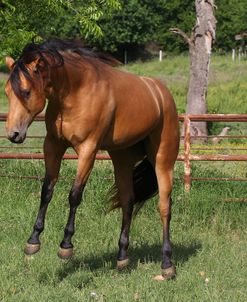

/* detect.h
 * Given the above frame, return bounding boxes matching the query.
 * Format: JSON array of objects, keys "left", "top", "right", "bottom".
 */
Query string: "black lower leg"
[
  {"left": 60, "top": 207, "right": 77, "bottom": 249},
  {"left": 161, "top": 235, "right": 172, "bottom": 269},
  {"left": 118, "top": 202, "right": 134, "bottom": 261},
  {"left": 60, "top": 185, "right": 84, "bottom": 249},
  {"left": 27, "top": 178, "right": 54, "bottom": 245},
  {"left": 161, "top": 197, "right": 172, "bottom": 270}
]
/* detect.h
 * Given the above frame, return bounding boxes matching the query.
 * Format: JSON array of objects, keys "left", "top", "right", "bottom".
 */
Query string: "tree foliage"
[
  {"left": 97, "top": 0, "right": 246, "bottom": 57},
  {"left": 0, "top": 0, "right": 246, "bottom": 62},
  {"left": 0, "top": 0, "right": 120, "bottom": 60},
  {"left": 97, "top": 0, "right": 195, "bottom": 55},
  {"left": 215, "top": 0, "right": 247, "bottom": 52}
]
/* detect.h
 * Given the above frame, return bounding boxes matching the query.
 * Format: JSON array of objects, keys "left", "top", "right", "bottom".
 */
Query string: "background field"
[{"left": 0, "top": 56, "right": 247, "bottom": 301}]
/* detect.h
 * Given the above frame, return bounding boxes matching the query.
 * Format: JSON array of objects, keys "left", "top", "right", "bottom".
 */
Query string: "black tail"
[{"left": 106, "top": 157, "right": 158, "bottom": 216}]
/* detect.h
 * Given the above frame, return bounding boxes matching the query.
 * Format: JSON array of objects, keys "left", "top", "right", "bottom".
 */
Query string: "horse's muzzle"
[{"left": 7, "top": 131, "right": 26, "bottom": 144}]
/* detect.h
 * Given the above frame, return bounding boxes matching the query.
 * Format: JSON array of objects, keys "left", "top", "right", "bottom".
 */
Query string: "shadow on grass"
[{"left": 56, "top": 240, "right": 201, "bottom": 282}]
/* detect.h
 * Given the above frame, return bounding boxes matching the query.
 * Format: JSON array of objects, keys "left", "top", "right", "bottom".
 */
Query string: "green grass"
[{"left": 0, "top": 160, "right": 247, "bottom": 301}]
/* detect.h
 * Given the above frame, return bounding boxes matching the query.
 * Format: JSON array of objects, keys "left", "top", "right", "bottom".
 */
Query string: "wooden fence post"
[{"left": 184, "top": 115, "right": 191, "bottom": 192}]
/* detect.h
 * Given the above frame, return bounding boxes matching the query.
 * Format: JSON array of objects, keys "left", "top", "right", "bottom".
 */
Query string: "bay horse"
[{"left": 5, "top": 39, "right": 179, "bottom": 280}]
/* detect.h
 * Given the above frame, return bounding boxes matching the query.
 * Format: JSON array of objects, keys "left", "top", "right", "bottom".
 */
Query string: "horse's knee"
[{"left": 41, "top": 178, "right": 55, "bottom": 203}]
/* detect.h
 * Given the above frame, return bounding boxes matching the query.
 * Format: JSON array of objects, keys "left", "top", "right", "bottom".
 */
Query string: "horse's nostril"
[
  {"left": 8, "top": 131, "right": 20, "bottom": 143},
  {"left": 7, "top": 130, "right": 26, "bottom": 144},
  {"left": 12, "top": 132, "right": 19, "bottom": 140}
]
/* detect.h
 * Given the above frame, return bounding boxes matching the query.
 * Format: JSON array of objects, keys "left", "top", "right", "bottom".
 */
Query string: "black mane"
[{"left": 9, "top": 38, "right": 118, "bottom": 100}]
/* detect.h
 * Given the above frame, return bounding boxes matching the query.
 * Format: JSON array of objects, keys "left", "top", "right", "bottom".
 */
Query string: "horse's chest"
[{"left": 52, "top": 118, "right": 80, "bottom": 144}]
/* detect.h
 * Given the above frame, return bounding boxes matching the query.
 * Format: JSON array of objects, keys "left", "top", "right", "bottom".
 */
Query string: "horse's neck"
[
  {"left": 46, "top": 60, "right": 95, "bottom": 110},
  {"left": 45, "top": 63, "right": 74, "bottom": 102}
]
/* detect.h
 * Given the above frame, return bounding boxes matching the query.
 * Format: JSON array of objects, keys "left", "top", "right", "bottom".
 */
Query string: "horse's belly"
[{"left": 101, "top": 113, "right": 160, "bottom": 150}]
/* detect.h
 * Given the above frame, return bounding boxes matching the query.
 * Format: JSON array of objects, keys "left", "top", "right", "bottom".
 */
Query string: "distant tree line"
[
  {"left": 0, "top": 0, "right": 246, "bottom": 62},
  {"left": 97, "top": 0, "right": 246, "bottom": 59},
  {"left": 53, "top": 0, "right": 247, "bottom": 60}
]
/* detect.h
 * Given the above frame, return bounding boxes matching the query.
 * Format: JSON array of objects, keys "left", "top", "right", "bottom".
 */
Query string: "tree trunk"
[
  {"left": 170, "top": 0, "right": 216, "bottom": 138},
  {"left": 187, "top": 0, "right": 216, "bottom": 137}
]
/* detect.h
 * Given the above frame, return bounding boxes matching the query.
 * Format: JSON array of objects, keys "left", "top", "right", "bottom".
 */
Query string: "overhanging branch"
[{"left": 169, "top": 28, "right": 194, "bottom": 47}]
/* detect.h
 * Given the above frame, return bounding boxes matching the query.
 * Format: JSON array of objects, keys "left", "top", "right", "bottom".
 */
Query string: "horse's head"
[
  {"left": 5, "top": 55, "right": 47, "bottom": 143},
  {"left": 4, "top": 38, "right": 115, "bottom": 143}
]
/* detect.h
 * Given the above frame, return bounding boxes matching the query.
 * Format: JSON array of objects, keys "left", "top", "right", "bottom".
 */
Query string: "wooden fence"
[
  {"left": 1, "top": 113, "right": 247, "bottom": 191},
  {"left": 180, "top": 114, "right": 247, "bottom": 191}
]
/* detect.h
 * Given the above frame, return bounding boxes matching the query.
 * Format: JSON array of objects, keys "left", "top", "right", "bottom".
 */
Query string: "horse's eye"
[{"left": 22, "top": 89, "right": 31, "bottom": 100}]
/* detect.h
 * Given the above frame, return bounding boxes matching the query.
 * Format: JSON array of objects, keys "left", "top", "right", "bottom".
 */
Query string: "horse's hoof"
[
  {"left": 161, "top": 265, "right": 176, "bottom": 280},
  {"left": 57, "top": 247, "right": 73, "bottom": 259},
  {"left": 24, "top": 243, "right": 40, "bottom": 255},
  {"left": 153, "top": 274, "right": 165, "bottom": 281},
  {"left": 117, "top": 258, "right": 130, "bottom": 270}
]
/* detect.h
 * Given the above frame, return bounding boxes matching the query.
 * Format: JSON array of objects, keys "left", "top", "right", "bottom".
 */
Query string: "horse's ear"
[
  {"left": 6, "top": 56, "right": 15, "bottom": 71},
  {"left": 30, "top": 57, "right": 46, "bottom": 74}
]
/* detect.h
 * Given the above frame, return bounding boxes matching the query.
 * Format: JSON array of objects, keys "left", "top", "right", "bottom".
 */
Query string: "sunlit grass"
[{"left": 0, "top": 160, "right": 247, "bottom": 301}]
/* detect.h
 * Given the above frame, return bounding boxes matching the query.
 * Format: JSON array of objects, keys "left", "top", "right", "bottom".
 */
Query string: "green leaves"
[
  {"left": 215, "top": 0, "right": 247, "bottom": 52},
  {"left": 94, "top": 0, "right": 195, "bottom": 55},
  {"left": 0, "top": 0, "right": 120, "bottom": 61}
]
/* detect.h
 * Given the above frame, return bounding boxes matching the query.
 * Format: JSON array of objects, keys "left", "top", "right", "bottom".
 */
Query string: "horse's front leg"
[
  {"left": 58, "top": 143, "right": 97, "bottom": 259},
  {"left": 24, "top": 136, "right": 66, "bottom": 256}
]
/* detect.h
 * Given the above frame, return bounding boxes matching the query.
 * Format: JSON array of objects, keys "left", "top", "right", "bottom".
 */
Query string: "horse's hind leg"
[
  {"left": 147, "top": 126, "right": 179, "bottom": 280},
  {"left": 155, "top": 165, "right": 176, "bottom": 279},
  {"left": 109, "top": 148, "right": 143, "bottom": 270}
]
